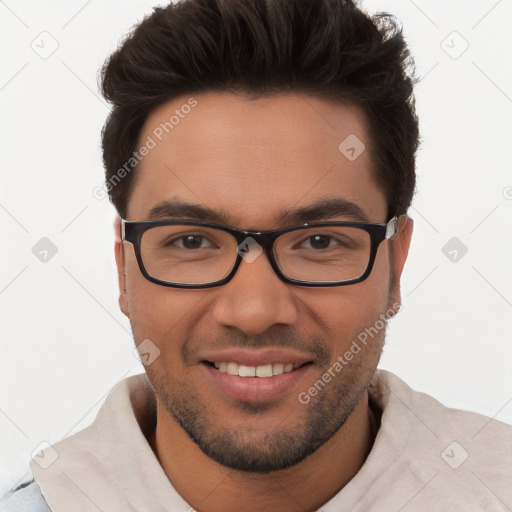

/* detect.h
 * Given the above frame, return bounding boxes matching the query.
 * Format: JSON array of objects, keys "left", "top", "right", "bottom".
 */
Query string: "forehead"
[{"left": 127, "top": 91, "right": 387, "bottom": 226}]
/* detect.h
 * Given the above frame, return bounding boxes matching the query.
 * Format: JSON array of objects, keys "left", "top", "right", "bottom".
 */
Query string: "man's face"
[{"left": 116, "top": 92, "right": 411, "bottom": 472}]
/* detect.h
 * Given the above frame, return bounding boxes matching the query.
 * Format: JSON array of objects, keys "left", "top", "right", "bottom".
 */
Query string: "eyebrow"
[{"left": 146, "top": 197, "right": 370, "bottom": 226}]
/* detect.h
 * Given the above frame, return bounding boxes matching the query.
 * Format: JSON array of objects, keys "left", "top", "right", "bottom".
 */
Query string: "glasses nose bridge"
[
  {"left": 235, "top": 229, "right": 279, "bottom": 257},
  {"left": 229, "top": 229, "right": 281, "bottom": 278}
]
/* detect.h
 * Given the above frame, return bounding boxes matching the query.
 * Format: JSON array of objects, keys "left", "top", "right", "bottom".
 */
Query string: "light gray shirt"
[{"left": 8, "top": 370, "right": 511, "bottom": 511}]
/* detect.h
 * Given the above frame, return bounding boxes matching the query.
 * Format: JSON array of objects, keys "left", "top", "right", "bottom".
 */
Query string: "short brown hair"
[{"left": 100, "top": 0, "right": 419, "bottom": 219}]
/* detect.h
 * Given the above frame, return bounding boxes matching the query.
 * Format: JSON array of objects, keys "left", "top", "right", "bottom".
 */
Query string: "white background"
[{"left": 1, "top": 0, "right": 511, "bottom": 498}]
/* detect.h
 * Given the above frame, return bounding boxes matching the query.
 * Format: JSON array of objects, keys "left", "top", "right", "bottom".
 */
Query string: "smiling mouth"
[{"left": 204, "top": 360, "right": 312, "bottom": 378}]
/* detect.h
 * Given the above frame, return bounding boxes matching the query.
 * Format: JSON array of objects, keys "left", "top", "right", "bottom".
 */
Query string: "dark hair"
[{"left": 100, "top": 0, "right": 419, "bottom": 219}]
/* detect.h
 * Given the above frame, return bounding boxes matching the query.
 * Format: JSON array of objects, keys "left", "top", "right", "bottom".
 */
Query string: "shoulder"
[
  {"left": 1, "top": 480, "right": 50, "bottom": 512},
  {"left": 369, "top": 370, "right": 512, "bottom": 509},
  {"left": 372, "top": 369, "right": 512, "bottom": 450},
  {"left": 372, "top": 369, "right": 511, "bottom": 434}
]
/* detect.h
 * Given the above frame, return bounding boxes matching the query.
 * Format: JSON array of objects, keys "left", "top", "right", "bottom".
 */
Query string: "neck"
[{"left": 148, "top": 392, "right": 375, "bottom": 512}]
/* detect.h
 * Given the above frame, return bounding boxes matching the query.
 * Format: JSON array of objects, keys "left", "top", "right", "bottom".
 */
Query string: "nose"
[{"left": 211, "top": 249, "right": 299, "bottom": 335}]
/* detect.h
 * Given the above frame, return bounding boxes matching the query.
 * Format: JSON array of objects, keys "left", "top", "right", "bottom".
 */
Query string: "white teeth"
[
  {"left": 226, "top": 362, "right": 239, "bottom": 376},
  {"left": 238, "top": 365, "right": 256, "bottom": 377},
  {"left": 255, "top": 364, "right": 273, "bottom": 378},
  {"left": 214, "top": 361, "right": 297, "bottom": 377},
  {"left": 273, "top": 363, "right": 284, "bottom": 376}
]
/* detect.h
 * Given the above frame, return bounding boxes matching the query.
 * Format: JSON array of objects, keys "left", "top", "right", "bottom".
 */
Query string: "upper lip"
[{"left": 200, "top": 348, "right": 314, "bottom": 367}]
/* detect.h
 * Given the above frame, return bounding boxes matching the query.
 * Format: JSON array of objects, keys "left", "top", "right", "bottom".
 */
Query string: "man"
[{"left": 3, "top": 0, "right": 510, "bottom": 510}]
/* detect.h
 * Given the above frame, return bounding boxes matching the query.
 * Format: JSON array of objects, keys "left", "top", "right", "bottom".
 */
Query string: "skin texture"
[{"left": 114, "top": 91, "right": 413, "bottom": 512}]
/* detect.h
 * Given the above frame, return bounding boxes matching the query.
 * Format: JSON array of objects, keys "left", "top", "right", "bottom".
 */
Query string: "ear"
[
  {"left": 114, "top": 215, "right": 130, "bottom": 318},
  {"left": 388, "top": 215, "right": 413, "bottom": 316}
]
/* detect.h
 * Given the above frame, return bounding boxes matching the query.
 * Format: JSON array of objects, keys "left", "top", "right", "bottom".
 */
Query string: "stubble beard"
[{"left": 143, "top": 325, "right": 387, "bottom": 473}]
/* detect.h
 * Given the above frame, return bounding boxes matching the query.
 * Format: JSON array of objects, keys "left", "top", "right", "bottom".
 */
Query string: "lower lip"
[{"left": 202, "top": 362, "right": 311, "bottom": 402}]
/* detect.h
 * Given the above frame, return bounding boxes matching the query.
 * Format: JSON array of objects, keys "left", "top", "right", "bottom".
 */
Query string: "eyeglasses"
[{"left": 121, "top": 216, "right": 399, "bottom": 289}]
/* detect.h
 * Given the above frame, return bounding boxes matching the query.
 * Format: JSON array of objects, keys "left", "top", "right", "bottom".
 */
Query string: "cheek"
[
  {"left": 299, "top": 246, "right": 391, "bottom": 351},
  {"left": 123, "top": 245, "right": 207, "bottom": 343}
]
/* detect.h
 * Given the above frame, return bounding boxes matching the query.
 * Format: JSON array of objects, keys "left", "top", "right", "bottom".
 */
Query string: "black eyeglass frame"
[{"left": 121, "top": 216, "right": 400, "bottom": 289}]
